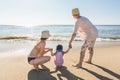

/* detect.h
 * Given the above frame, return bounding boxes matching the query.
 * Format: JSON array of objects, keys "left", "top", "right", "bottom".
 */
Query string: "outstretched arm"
[
  {"left": 40, "top": 44, "right": 52, "bottom": 55},
  {"left": 50, "top": 49, "right": 54, "bottom": 56},
  {"left": 44, "top": 48, "right": 53, "bottom": 54},
  {"left": 69, "top": 33, "right": 76, "bottom": 48},
  {"left": 64, "top": 48, "right": 71, "bottom": 54}
]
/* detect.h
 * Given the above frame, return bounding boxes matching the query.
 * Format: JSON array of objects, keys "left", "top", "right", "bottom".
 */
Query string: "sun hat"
[
  {"left": 41, "top": 30, "right": 50, "bottom": 38},
  {"left": 72, "top": 8, "right": 80, "bottom": 16}
]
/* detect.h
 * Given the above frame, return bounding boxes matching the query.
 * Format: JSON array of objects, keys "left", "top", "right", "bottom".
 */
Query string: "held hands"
[
  {"left": 45, "top": 48, "right": 52, "bottom": 51},
  {"left": 43, "top": 48, "right": 53, "bottom": 55},
  {"left": 49, "top": 48, "right": 53, "bottom": 51},
  {"left": 65, "top": 43, "right": 72, "bottom": 53},
  {"left": 69, "top": 43, "right": 72, "bottom": 49},
  {"left": 48, "top": 48, "right": 54, "bottom": 56},
  {"left": 44, "top": 48, "right": 53, "bottom": 54}
]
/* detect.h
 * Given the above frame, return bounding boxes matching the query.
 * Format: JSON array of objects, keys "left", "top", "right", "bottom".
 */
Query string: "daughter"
[{"left": 51, "top": 44, "right": 70, "bottom": 68}]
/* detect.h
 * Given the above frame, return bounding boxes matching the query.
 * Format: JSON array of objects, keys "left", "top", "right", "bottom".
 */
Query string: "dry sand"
[{"left": 0, "top": 45, "right": 120, "bottom": 80}]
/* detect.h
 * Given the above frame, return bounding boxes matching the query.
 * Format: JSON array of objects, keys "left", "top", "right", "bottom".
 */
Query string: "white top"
[{"left": 74, "top": 16, "right": 98, "bottom": 41}]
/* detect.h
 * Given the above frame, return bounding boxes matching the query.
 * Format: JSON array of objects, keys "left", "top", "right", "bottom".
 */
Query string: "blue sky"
[{"left": 0, "top": 0, "right": 120, "bottom": 26}]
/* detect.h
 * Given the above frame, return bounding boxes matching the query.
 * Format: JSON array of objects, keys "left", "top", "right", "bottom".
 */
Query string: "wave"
[
  {"left": 0, "top": 36, "right": 37, "bottom": 41},
  {"left": 0, "top": 36, "right": 120, "bottom": 42},
  {"left": 97, "top": 38, "right": 120, "bottom": 42}
]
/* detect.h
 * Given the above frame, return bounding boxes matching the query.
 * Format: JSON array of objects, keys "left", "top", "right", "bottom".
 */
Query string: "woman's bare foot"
[
  {"left": 33, "top": 65, "right": 41, "bottom": 71},
  {"left": 72, "top": 64, "right": 82, "bottom": 68}
]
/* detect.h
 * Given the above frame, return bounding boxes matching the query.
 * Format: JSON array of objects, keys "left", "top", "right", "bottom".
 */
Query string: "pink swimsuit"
[{"left": 54, "top": 52, "right": 64, "bottom": 67}]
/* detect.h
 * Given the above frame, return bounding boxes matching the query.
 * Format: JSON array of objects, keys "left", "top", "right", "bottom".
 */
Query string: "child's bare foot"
[
  {"left": 33, "top": 65, "right": 41, "bottom": 71},
  {"left": 56, "top": 66, "right": 63, "bottom": 69},
  {"left": 85, "top": 61, "right": 92, "bottom": 64},
  {"left": 72, "top": 64, "right": 82, "bottom": 68}
]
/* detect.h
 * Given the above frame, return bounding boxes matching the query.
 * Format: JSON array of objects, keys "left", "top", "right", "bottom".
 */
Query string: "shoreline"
[{"left": 0, "top": 40, "right": 120, "bottom": 56}]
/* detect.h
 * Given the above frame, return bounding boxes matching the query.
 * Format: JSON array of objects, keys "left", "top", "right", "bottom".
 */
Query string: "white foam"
[{"left": 0, "top": 49, "right": 29, "bottom": 58}]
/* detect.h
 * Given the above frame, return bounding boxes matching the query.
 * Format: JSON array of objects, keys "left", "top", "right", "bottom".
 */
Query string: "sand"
[{"left": 0, "top": 45, "right": 120, "bottom": 80}]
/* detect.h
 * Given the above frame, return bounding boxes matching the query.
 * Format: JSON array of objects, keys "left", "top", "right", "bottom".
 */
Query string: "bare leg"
[
  {"left": 33, "top": 65, "right": 40, "bottom": 70},
  {"left": 30, "top": 56, "right": 50, "bottom": 70},
  {"left": 73, "top": 52, "right": 85, "bottom": 68},
  {"left": 34, "top": 56, "right": 50, "bottom": 65},
  {"left": 86, "top": 47, "right": 94, "bottom": 64},
  {"left": 73, "top": 44, "right": 87, "bottom": 68}
]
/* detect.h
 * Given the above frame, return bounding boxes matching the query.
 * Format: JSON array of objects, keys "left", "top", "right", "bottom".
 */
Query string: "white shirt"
[{"left": 74, "top": 16, "right": 98, "bottom": 41}]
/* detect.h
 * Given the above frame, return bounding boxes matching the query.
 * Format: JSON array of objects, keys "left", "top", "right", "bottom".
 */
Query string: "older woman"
[{"left": 69, "top": 8, "right": 98, "bottom": 68}]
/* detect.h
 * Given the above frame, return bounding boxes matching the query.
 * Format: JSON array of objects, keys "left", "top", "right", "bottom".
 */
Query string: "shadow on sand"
[
  {"left": 28, "top": 65, "right": 57, "bottom": 80},
  {"left": 28, "top": 65, "right": 84, "bottom": 80},
  {"left": 51, "top": 66, "right": 84, "bottom": 80},
  {"left": 91, "top": 63, "right": 120, "bottom": 79},
  {"left": 28, "top": 64, "right": 119, "bottom": 80},
  {"left": 82, "top": 67, "right": 112, "bottom": 80}
]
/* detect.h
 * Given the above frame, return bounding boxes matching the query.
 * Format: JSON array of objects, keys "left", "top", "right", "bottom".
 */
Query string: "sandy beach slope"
[{"left": 0, "top": 45, "right": 120, "bottom": 80}]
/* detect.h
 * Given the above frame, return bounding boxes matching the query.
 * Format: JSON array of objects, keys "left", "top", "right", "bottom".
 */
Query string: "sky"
[{"left": 0, "top": 0, "right": 120, "bottom": 26}]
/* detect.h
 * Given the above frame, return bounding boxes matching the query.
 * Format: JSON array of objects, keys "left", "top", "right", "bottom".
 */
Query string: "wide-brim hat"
[
  {"left": 41, "top": 30, "right": 50, "bottom": 38},
  {"left": 72, "top": 8, "right": 80, "bottom": 16}
]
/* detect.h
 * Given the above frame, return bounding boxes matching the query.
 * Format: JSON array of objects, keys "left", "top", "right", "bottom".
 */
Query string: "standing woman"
[
  {"left": 69, "top": 8, "right": 98, "bottom": 68},
  {"left": 28, "top": 30, "right": 52, "bottom": 70}
]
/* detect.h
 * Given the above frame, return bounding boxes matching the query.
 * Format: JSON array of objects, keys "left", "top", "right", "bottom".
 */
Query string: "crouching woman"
[{"left": 28, "top": 30, "right": 52, "bottom": 70}]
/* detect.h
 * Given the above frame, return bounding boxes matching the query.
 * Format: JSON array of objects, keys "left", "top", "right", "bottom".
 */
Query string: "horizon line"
[{"left": 0, "top": 24, "right": 120, "bottom": 27}]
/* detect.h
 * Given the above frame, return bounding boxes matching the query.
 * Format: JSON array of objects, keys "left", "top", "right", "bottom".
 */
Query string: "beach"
[
  {"left": 0, "top": 0, "right": 120, "bottom": 79},
  {"left": 0, "top": 25, "right": 120, "bottom": 80},
  {"left": 0, "top": 44, "right": 120, "bottom": 80}
]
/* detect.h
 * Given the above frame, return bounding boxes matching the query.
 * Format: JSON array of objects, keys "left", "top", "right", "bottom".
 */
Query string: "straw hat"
[
  {"left": 72, "top": 8, "right": 80, "bottom": 16},
  {"left": 41, "top": 30, "right": 50, "bottom": 38}
]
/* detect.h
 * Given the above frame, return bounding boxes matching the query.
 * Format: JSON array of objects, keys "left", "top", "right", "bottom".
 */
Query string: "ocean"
[
  {"left": 0, "top": 25, "right": 120, "bottom": 41},
  {"left": 0, "top": 25, "right": 120, "bottom": 55}
]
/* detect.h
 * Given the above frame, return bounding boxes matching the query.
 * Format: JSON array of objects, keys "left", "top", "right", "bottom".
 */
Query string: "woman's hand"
[
  {"left": 48, "top": 48, "right": 54, "bottom": 56},
  {"left": 50, "top": 48, "right": 53, "bottom": 51},
  {"left": 69, "top": 43, "right": 72, "bottom": 49},
  {"left": 50, "top": 49, "right": 54, "bottom": 56},
  {"left": 68, "top": 33, "right": 76, "bottom": 49},
  {"left": 45, "top": 48, "right": 53, "bottom": 52},
  {"left": 45, "top": 48, "right": 50, "bottom": 51}
]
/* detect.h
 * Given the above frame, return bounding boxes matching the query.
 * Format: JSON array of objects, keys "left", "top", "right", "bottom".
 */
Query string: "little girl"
[{"left": 51, "top": 44, "right": 70, "bottom": 68}]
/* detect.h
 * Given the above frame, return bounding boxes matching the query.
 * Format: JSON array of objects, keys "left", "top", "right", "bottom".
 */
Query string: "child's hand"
[{"left": 69, "top": 47, "right": 72, "bottom": 49}]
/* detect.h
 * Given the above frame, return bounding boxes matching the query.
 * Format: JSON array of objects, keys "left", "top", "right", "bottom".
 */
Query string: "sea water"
[
  {"left": 0, "top": 25, "right": 120, "bottom": 41},
  {"left": 0, "top": 25, "right": 120, "bottom": 54}
]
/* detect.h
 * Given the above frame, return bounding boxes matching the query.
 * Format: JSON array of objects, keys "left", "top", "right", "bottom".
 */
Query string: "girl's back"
[{"left": 54, "top": 51, "right": 64, "bottom": 67}]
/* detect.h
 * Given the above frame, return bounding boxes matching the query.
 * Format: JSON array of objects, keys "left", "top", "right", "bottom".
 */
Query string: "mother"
[{"left": 28, "top": 30, "right": 52, "bottom": 70}]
